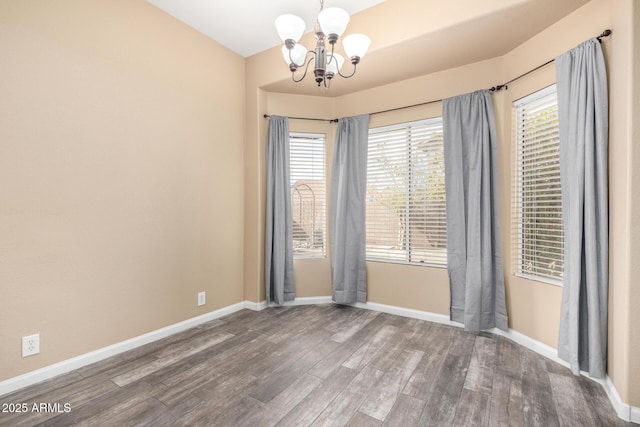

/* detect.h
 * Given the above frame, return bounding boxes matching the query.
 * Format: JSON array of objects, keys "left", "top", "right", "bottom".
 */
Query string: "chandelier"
[{"left": 275, "top": 0, "right": 371, "bottom": 88}]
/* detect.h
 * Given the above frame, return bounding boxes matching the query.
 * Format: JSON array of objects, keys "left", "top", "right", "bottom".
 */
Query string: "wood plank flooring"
[{"left": 0, "top": 305, "right": 632, "bottom": 426}]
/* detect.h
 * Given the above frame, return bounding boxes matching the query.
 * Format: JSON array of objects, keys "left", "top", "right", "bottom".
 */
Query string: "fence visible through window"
[{"left": 290, "top": 133, "right": 326, "bottom": 259}]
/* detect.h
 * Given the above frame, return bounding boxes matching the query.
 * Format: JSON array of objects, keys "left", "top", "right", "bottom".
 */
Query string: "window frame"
[
  {"left": 289, "top": 131, "right": 327, "bottom": 260},
  {"left": 366, "top": 117, "right": 447, "bottom": 268},
  {"left": 513, "top": 84, "right": 564, "bottom": 286}
]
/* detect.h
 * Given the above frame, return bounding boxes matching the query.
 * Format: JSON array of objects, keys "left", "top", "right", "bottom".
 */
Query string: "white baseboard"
[
  {"left": 632, "top": 406, "right": 640, "bottom": 424},
  {"left": 273, "top": 296, "right": 334, "bottom": 307},
  {"left": 351, "top": 301, "right": 454, "bottom": 325},
  {"left": 603, "top": 376, "right": 629, "bottom": 421},
  {"left": 243, "top": 299, "right": 268, "bottom": 311},
  {"left": 0, "top": 301, "right": 247, "bottom": 397},
  {"left": 1, "top": 297, "right": 638, "bottom": 423},
  {"left": 245, "top": 296, "right": 333, "bottom": 311},
  {"left": 603, "top": 375, "right": 640, "bottom": 423},
  {"left": 490, "top": 327, "right": 566, "bottom": 367}
]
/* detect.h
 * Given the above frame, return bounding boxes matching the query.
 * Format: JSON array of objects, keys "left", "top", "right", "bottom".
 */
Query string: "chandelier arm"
[
  {"left": 292, "top": 55, "right": 316, "bottom": 83},
  {"left": 327, "top": 42, "right": 336, "bottom": 65},
  {"left": 287, "top": 46, "right": 314, "bottom": 67},
  {"left": 337, "top": 62, "right": 357, "bottom": 79}
]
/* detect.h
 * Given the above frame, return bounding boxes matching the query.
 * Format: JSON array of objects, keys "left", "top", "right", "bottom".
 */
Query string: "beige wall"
[
  {"left": 625, "top": 0, "right": 640, "bottom": 407},
  {"left": 2, "top": 0, "right": 637, "bottom": 411},
  {"left": 606, "top": 0, "right": 634, "bottom": 407},
  {"left": 247, "top": 0, "right": 639, "bottom": 408},
  {"left": 0, "top": 0, "right": 246, "bottom": 380}
]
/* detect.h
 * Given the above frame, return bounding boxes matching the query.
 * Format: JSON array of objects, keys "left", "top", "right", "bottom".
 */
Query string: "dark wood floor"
[{"left": 0, "top": 304, "right": 632, "bottom": 426}]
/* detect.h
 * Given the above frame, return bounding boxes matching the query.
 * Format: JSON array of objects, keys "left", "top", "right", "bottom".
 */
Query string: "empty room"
[{"left": 1, "top": 0, "right": 638, "bottom": 425}]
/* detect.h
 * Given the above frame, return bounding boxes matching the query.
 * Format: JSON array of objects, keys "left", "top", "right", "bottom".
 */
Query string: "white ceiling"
[{"left": 146, "top": 0, "right": 386, "bottom": 58}]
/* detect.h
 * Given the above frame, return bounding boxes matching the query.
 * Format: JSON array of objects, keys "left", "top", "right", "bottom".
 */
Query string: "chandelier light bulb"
[
  {"left": 343, "top": 33, "right": 371, "bottom": 61},
  {"left": 281, "top": 44, "right": 308, "bottom": 67},
  {"left": 275, "top": 14, "right": 306, "bottom": 43},
  {"left": 326, "top": 53, "right": 345, "bottom": 75},
  {"left": 317, "top": 7, "right": 350, "bottom": 40}
]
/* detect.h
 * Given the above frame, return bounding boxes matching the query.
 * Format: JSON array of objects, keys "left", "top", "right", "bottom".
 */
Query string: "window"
[
  {"left": 513, "top": 85, "right": 564, "bottom": 284},
  {"left": 366, "top": 118, "right": 447, "bottom": 266},
  {"left": 290, "top": 132, "right": 326, "bottom": 259}
]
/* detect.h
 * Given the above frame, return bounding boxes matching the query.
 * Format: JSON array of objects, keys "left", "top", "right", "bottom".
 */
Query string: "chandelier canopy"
[{"left": 275, "top": 0, "right": 371, "bottom": 88}]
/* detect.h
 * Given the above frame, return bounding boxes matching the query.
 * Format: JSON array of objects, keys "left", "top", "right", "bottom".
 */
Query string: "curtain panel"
[
  {"left": 265, "top": 116, "right": 295, "bottom": 305},
  {"left": 556, "top": 39, "right": 609, "bottom": 379},
  {"left": 330, "top": 114, "right": 370, "bottom": 304},
  {"left": 443, "top": 90, "right": 508, "bottom": 332}
]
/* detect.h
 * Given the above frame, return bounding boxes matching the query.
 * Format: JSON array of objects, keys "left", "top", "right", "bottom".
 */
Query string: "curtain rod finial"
[{"left": 597, "top": 29, "right": 612, "bottom": 42}]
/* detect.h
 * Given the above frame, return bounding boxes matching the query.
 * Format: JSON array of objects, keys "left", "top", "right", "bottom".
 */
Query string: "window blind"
[
  {"left": 513, "top": 85, "right": 564, "bottom": 283},
  {"left": 290, "top": 132, "right": 326, "bottom": 259},
  {"left": 366, "top": 118, "right": 447, "bottom": 267}
]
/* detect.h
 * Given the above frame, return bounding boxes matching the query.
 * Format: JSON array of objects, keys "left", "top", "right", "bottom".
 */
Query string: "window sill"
[
  {"left": 293, "top": 256, "right": 327, "bottom": 261},
  {"left": 514, "top": 272, "right": 562, "bottom": 287},
  {"left": 366, "top": 258, "right": 447, "bottom": 269}
]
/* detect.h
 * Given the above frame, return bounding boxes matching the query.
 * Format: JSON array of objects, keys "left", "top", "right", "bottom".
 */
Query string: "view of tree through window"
[
  {"left": 290, "top": 133, "right": 326, "bottom": 259},
  {"left": 514, "top": 85, "right": 564, "bottom": 283},
  {"left": 366, "top": 118, "right": 447, "bottom": 266}
]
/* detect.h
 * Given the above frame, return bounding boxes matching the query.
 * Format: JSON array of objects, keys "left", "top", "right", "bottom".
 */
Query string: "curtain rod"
[
  {"left": 264, "top": 29, "right": 612, "bottom": 121},
  {"left": 490, "top": 29, "right": 611, "bottom": 92},
  {"left": 263, "top": 114, "right": 339, "bottom": 123}
]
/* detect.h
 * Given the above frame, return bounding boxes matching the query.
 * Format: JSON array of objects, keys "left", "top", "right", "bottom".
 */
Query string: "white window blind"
[
  {"left": 513, "top": 85, "right": 564, "bottom": 284},
  {"left": 366, "top": 118, "right": 447, "bottom": 267},
  {"left": 290, "top": 132, "right": 326, "bottom": 259}
]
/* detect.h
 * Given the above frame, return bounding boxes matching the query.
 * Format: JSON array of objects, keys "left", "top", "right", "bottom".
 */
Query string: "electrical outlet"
[
  {"left": 22, "top": 334, "right": 40, "bottom": 357},
  {"left": 197, "top": 291, "right": 206, "bottom": 306}
]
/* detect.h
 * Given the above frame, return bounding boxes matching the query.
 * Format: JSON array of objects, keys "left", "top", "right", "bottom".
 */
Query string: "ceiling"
[
  {"left": 147, "top": 0, "right": 591, "bottom": 97},
  {"left": 260, "top": 0, "right": 591, "bottom": 96},
  {"left": 146, "top": 0, "right": 386, "bottom": 58}
]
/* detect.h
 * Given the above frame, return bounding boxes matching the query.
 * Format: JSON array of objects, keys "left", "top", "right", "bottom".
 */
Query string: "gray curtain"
[
  {"left": 556, "top": 39, "right": 609, "bottom": 379},
  {"left": 330, "top": 114, "right": 370, "bottom": 304},
  {"left": 265, "top": 116, "right": 295, "bottom": 305},
  {"left": 443, "top": 90, "right": 508, "bottom": 332}
]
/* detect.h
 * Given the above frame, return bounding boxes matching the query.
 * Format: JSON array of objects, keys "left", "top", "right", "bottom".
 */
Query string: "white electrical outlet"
[
  {"left": 197, "top": 291, "right": 206, "bottom": 306},
  {"left": 22, "top": 333, "right": 40, "bottom": 357}
]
